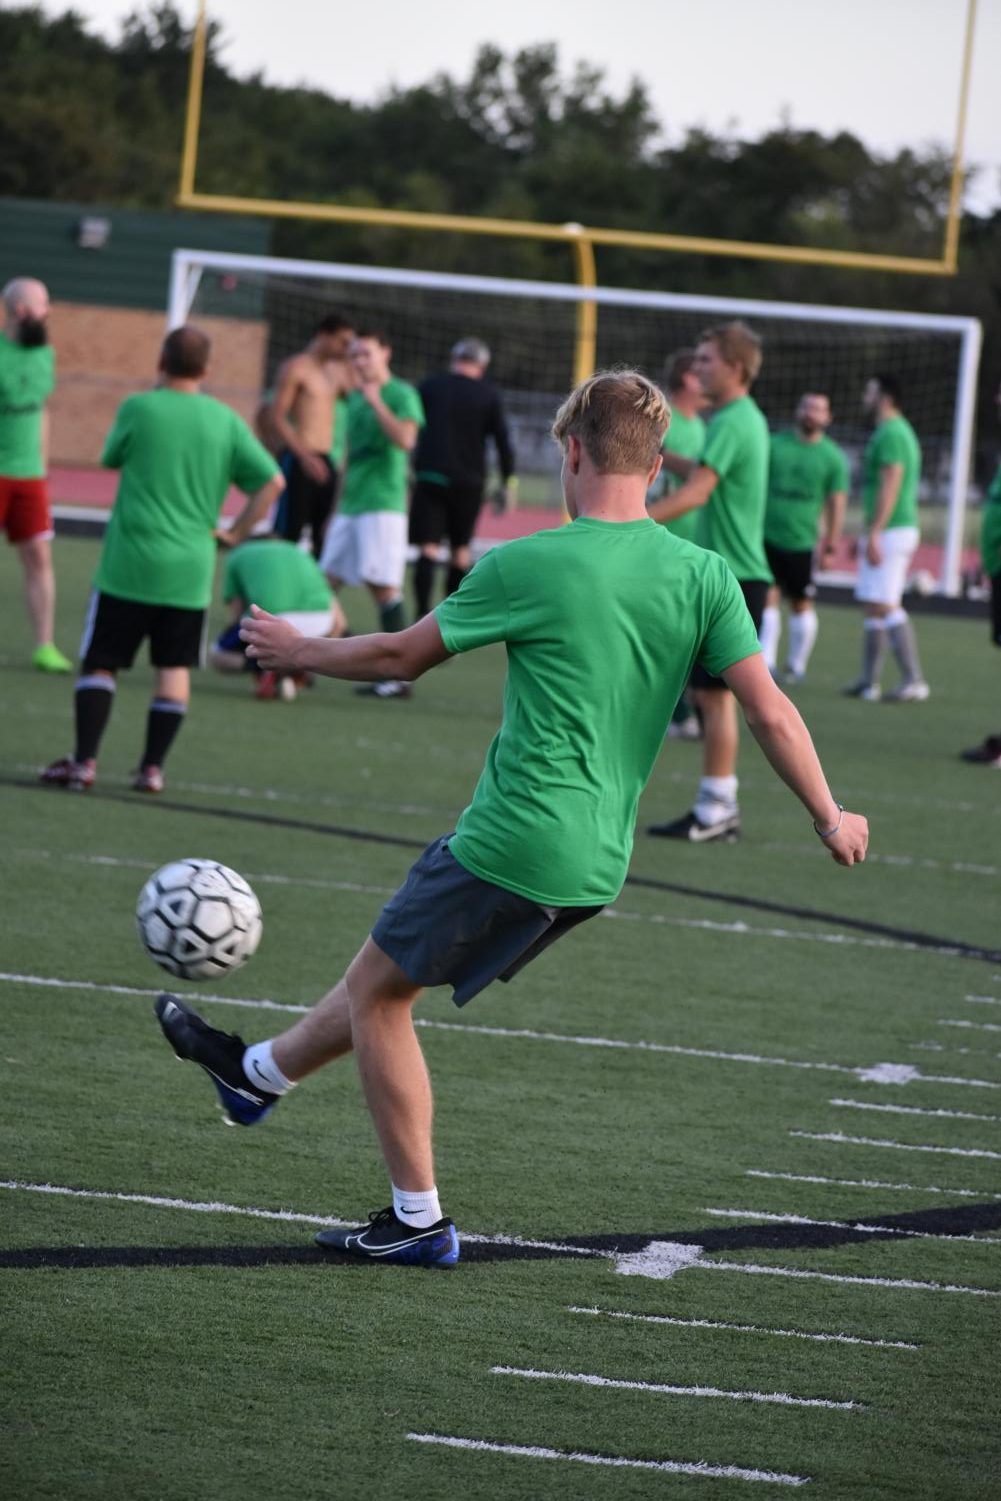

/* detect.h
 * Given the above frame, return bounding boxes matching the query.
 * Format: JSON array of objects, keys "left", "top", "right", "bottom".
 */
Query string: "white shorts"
[
  {"left": 279, "top": 608, "right": 335, "bottom": 637},
  {"left": 855, "top": 526, "right": 919, "bottom": 606},
  {"left": 319, "top": 511, "right": 407, "bottom": 590}
]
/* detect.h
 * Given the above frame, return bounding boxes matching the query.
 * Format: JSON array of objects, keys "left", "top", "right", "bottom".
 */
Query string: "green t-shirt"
[
  {"left": 0, "top": 333, "right": 55, "bottom": 479},
  {"left": 982, "top": 463, "right": 1001, "bottom": 576},
  {"left": 329, "top": 395, "right": 349, "bottom": 469},
  {"left": 435, "top": 518, "right": 760, "bottom": 906},
  {"left": 697, "top": 395, "right": 772, "bottom": 581},
  {"left": 340, "top": 378, "right": 425, "bottom": 515},
  {"left": 223, "top": 539, "right": 333, "bottom": 615},
  {"left": 764, "top": 431, "right": 850, "bottom": 551},
  {"left": 861, "top": 414, "right": 921, "bottom": 530},
  {"left": 97, "top": 389, "right": 279, "bottom": 610},
  {"left": 660, "top": 408, "right": 707, "bottom": 544}
]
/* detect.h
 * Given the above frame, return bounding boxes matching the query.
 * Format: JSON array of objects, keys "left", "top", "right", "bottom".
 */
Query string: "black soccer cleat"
[
  {"left": 960, "top": 735, "right": 1001, "bottom": 767},
  {"left": 315, "top": 1207, "right": 460, "bottom": 1267},
  {"left": 647, "top": 809, "right": 740, "bottom": 843},
  {"left": 154, "top": 992, "right": 280, "bottom": 1126}
]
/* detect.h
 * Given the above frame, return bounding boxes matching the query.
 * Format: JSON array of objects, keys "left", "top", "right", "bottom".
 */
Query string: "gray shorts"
[{"left": 371, "top": 835, "right": 603, "bottom": 1007}]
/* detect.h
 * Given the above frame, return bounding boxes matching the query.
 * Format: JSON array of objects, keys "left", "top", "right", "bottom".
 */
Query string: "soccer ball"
[{"left": 136, "top": 859, "right": 262, "bottom": 981}]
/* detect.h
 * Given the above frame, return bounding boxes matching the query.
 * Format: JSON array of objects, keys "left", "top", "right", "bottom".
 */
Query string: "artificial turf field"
[{"left": 2, "top": 534, "right": 1000, "bottom": 1500}]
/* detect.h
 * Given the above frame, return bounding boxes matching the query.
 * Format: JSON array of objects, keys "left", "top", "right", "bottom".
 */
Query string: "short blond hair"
[
  {"left": 700, "top": 321, "right": 763, "bottom": 385},
  {"left": 552, "top": 370, "right": 670, "bottom": 474}
]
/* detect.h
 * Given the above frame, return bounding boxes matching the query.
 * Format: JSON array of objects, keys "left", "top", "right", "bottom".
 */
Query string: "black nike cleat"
[
  {"left": 154, "top": 992, "right": 280, "bottom": 1126},
  {"left": 647, "top": 809, "right": 740, "bottom": 843},
  {"left": 315, "top": 1207, "right": 459, "bottom": 1266}
]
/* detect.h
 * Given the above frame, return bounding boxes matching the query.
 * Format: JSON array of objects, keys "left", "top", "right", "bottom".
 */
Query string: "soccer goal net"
[{"left": 168, "top": 248, "right": 982, "bottom": 595}]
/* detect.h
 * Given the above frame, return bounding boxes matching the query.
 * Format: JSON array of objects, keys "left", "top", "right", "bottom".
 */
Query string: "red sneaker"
[
  {"left": 40, "top": 756, "right": 96, "bottom": 791},
  {"left": 132, "top": 765, "right": 164, "bottom": 794},
  {"left": 255, "top": 670, "right": 278, "bottom": 700}
]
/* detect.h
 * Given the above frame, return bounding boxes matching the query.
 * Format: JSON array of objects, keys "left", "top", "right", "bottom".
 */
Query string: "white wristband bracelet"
[{"left": 813, "top": 803, "right": 845, "bottom": 840}]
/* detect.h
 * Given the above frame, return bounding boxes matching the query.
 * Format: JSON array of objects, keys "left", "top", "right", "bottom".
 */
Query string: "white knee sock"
[
  {"left": 242, "top": 1040, "right": 295, "bottom": 1095},
  {"left": 787, "top": 610, "right": 818, "bottom": 674},
  {"left": 758, "top": 606, "right": 781, "bottom": 671},
  {"left": 392, "top": 1184, "right": 443, "bottom": 1229}
]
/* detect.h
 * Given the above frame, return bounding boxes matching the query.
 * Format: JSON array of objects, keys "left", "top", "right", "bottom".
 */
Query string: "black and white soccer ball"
[{"left": 136, "top": 859, "right": 262, "bottom": 981}]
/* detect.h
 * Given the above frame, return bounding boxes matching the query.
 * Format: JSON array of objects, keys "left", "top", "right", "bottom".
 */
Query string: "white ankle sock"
[
  {"left": 695, "top": 774, "right": 738, "bottom": 823},
  {"left": 242, "top": 1040, "right": 295, "bottom": 1095},
  {"left": 392, "top": 1184, "right": 442, "bottom": 1229}
]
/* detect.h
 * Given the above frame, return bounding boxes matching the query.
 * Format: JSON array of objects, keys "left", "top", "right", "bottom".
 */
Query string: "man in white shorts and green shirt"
[
  {"left": 319, "top": 329, "right": 424, "bottom": 699},
  {"left": 210, "top": 536, "right": 343, "bottom": 700},
  {"left": 845, "top": 372, "right": 928, "bottom": 702},
  {"left": 154, "top": 369, "right": 868, "bottom": 1269}
]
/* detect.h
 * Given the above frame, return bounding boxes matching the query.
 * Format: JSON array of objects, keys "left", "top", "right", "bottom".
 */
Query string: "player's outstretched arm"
[
  {"left": 648, "top": 465, "right": 717, "bottom": 524},
  {"left": 240, "top": 605, "right": 451, "bottom": 683},
  {"left": 723, "top": 653, "right": 868, "bottom": 866}
]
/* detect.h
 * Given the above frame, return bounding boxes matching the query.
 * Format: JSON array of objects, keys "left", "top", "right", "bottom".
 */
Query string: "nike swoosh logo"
[{"left": 251, "top": 1062, "right": 271, "bottom": 1083}]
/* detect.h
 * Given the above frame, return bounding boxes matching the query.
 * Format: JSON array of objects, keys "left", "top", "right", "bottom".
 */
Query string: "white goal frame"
[{"left": 168, "top": 248, "right": 983, "bottom": 596}]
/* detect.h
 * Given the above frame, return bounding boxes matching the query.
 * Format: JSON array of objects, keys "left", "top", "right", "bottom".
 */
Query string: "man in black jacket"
[{"left": 410, "top": 337, "right": 516, "bottom": 616}]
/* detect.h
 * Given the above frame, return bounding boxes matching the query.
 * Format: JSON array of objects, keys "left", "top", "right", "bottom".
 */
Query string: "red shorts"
[{"left": 0, "top": 476, "right": 52, "bottom": 545}]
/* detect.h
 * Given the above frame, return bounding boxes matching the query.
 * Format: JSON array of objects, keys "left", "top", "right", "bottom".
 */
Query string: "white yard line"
[
  {"left": 790, "top": 1130, "right": 1001, "bottom": 1161},
  {"left": 697, "top": 1258, "right": 1001, "bottom": 1297},
  {"left": 405, "top": 1434, "right": 810, "bottom": 1486},
  {"left": 5, "top": 970, "right": 1001, "bottom": 1093},
  {"left": 963, "top": 994, "right": 1001, "bottom": 1007},
  {"left": 829, "top": 1097, "right": 1000, "bottom": 1123},
  {"left": 701, "top": 1207, "right": 1001, "bottom": 1246},
  {"left": 940, "top": 1018, "right": 1001, "bottom": 1034},
  {"left": 490, "top": 1365, "right": 863, "bottom": 1411},
  {"left": 746, "top": 1169, "right": 1001, "bottom": 1200},
  {"left": 565, "top": 1305, "right": 918, "bottom": 1350}
]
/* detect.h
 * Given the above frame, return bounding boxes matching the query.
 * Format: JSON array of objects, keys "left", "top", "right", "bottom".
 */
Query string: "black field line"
[
  {"left": 405, "top": 1434, "right": 810, "bottom": 1487},
  {"left": 790, "top": 1130, "right": 1001, "bottom": 1160},
  {"left": 5, "top": 970, "right": 1001, "bottom": 1095},
  {"left": 747, "top": 1169, "right": 1001, "bottom": 1200},
  {"left": 701, "top": 1207, "right": 1001, "bottom": 1246},
  {"left": 490, "top": 1364, "right": 864, "bottom": 1411},
  {"left": 5, "top": 775, "right": 998, "bottom": 964},
  {"left": 5, "top": 1180, "right": 1001, "bottom": 1282},
  {"left": 566, "top": 1305, "right": 918, "bottom": 1350}
]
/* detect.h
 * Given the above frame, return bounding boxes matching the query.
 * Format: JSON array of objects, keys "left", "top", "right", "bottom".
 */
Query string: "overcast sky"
[{"left": 37, "top": 0, "right": 1001, "bottom": 217}]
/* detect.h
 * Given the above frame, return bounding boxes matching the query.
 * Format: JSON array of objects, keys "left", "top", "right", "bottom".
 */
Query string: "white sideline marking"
[
  {"left": 701, "top": 1207, "right": 1001, "bottom": 1246},
  {"left": 964, "top": 994, "right": 1001, "bottom": 1007},
  {"left": 13, "top": 847, "right": 394, "bottom": 899},
  {"left": 761, "top": 842, "right": 1000, "bottom": 879},
  {"left": 831, "top": 1097, "right": 999, "bottom": 1123},
  {"left": 747, "top": 1169, "right": 1001, "bottom": 1201},
  {"left": 699, "top": 1260, "right": 1001, "bottom": 1297},
  {"left": 0, "top": 1180, "right": 593, "bottom": 1259},
  {"left": 940, "top": 1018, "right": 1001, "bottom": 1034},
  {"left": 566, "top": 1305, "right": 918, "bottom": 1350},
  {"left": 790, "top": 1130, "right": 1001, "bottom": 1161},
  {"left": 491, "top": 1364, "right": 863, "bottom": 1411},
  {"left": 405, "top": 1434, "right": 810, "bottom": 1487},
  {"left": 6, "top": 969, "right": 1001, "bottom": 1093}
]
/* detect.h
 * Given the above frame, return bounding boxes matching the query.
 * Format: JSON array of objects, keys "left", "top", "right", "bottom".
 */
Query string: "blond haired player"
[{"left": 155, "top": 370, "right": 867, "bottom": 1268}]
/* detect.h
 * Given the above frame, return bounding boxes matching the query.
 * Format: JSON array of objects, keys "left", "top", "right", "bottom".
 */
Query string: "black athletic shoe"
[
  {"left": 315, "top": 1207, "right": 459, "bottom": 1267},
  {"left": 647, "top": 809, "right": 740, "bottom": 843},
  {"left": 960, "top": 735, "right": 1001, "bottom": 767},
  {"left": 154, "top": 993, "right": 280, "bottom": 1126}
]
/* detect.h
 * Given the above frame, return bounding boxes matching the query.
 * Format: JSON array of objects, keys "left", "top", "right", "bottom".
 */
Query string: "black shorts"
[
  {"left": 991, "top": 571, "right": 1001, "bottom": 648},
  {"left": 765, "top": 542, "right": 815, "bottom": 603},
  {"left": 275, "top": 452, "right": 338, "bottom": 554},
  {"left": 372, "top": 835, "right": 603, "bottom": 1007},
  {"left": 690, "top": 577, "right": 769, "bottom": 691},
  {"left": 409, "top": 479, "right": 484, "bottom": 551},
  {"left": 80, "top": 591, "right": 207, "bottom": 671}
]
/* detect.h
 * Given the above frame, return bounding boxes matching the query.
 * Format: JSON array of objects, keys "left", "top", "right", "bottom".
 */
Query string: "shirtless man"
[{"left": 267, "top": 313, "right": 355, "bottom": 556}]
